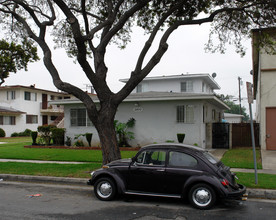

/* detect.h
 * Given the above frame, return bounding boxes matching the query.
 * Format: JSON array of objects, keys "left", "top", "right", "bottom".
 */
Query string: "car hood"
[{"left": 107, "top": 158, "right": 132, "bottom": 167}]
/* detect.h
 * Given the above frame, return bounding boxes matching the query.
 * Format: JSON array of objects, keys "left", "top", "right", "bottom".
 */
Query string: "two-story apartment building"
[
  {"left": 52, "top": 74, "right": 229, "bottom": 148},
  {"left": 120, "top": 74, "right": 218, "bottom": 94},
  {"left": 0, "top": 85, "right": 72, "bottom": 136}
]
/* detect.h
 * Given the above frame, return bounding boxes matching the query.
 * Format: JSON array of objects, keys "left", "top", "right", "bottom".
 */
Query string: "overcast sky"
[{"left": 4, "top": 23, "right": 253, "bottom": 112}]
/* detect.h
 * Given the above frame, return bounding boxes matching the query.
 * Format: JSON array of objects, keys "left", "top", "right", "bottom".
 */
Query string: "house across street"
[{"left": 51, "top": 73, "right": 229, "bottom": 149}]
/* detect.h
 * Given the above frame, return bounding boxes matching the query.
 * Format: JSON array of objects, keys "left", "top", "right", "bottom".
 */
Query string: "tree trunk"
[{"left": 94, "top": 109, "right": 121, "bottom": 164}]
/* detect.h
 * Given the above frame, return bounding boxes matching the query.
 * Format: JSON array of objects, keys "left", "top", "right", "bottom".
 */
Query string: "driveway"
[{"left": 261, "top": 150, "right": 276, "bottom": 169}]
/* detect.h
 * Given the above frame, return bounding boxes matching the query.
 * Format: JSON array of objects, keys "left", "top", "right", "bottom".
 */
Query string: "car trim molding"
[{"left": 125, "top": 191, "right": 181, "bottom": 198}]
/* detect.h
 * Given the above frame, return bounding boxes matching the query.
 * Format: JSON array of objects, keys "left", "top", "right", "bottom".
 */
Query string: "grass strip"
[
  {"left": 0, "top": 137, "right": 32, "bottom": 143},
  {"left": 0, "top": 162, "right": 102, "bottom": 178},
  {"left": 0, "top": 143, "right": 137, "bottom": 162},
  {"left": 1, "top": 163, "right": 276, "bottom": 189},
  {"left": 236, "top": 172, "right": 276, "bottom": 189},
  {"left": 221, "top": 148, "right": 262, "bottom": 169}
]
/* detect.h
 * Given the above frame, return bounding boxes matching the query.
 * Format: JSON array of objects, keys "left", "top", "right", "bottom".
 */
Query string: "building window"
[
  {"left": 0, "top": 116, "right": 16, "bottom": 125},
  {"left": 25, "top": 91, "right": 31, "bottom": 100},
  {"left": 70, "top": 108, "right": 93, "bottom": 127},
  {"left": 25, "top": 91, "right": 37, "bottom": 101},
  {"left": 7, "top": 91, "right": 16, "bottom": 100},
  {"left": 202, "top": 82, "right": 205, "bottom": 92},
  {"left": 212, "top": 109, "right": 216, "bottom": 121},
  {"left": 136, "top": 84, "right": 142, "bottom": 93},
  {"left": 26, "top": 115, "right": 38, "bottom": 124},
  {"left": 176, "top": 105, "right": 194, "bottom": 123},
  {"left": 180, "top": 81, "right": 193, "bottom": 92}
]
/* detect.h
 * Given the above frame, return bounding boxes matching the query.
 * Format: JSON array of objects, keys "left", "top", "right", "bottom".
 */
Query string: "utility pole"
[{"left": 238, "top": 77, "right": 242, "bottom": 115}]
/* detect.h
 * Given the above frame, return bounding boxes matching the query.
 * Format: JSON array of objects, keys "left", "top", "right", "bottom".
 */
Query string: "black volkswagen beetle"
[{"left": 87, "top": 144, "right": 247, "bottom": 209}]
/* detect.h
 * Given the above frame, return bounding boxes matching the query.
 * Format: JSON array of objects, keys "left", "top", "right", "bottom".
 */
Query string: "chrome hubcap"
[
  {"left": 97, "top": 182, "right": 112, "bottom": 198},
  {"left": 193, "top": 188, "right": 211, "bottom": 207}
]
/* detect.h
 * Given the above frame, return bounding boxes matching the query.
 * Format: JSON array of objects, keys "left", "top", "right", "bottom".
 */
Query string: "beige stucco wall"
[{"left": 258, "top": 52, "right": 276, "bottom": 149}]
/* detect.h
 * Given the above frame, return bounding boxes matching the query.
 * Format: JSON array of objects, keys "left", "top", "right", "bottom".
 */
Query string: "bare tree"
[{"left": 0, "top": 0, "right": 275, "bottom": 164}]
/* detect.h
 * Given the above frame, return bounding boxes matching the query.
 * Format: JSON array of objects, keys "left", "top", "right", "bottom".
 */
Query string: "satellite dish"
[{"left": 212, "top": 72, "right": 217, "bottom": 78}]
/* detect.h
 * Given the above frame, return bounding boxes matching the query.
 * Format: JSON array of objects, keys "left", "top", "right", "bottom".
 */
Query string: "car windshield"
[{"left": 203, "top": 151, "right": 220, "bottom": 164}]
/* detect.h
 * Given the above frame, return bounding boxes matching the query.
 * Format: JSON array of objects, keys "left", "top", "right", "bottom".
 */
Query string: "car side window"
[
  {"left": 168, "top": 151, "right": 197, "bottom": 167},
  {"left": 136, "top": 150, "right": 166, "bottom": 166}
]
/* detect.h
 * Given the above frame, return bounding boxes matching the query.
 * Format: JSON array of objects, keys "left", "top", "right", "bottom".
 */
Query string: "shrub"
[
  {"left": 0, "top": 128, "right": 6, "bottom": 137},
  {"left": 51, "top": 128, "right": 65, "bottom": 146},
  {"left": 65, "top": 136, "right": 72, "bottom": 146},
  {"left": 11, "top": 132, "right": 19, "bottom": 137},
  {"left": 11, "top": 129, "right": 32, "bottom": 137},
  {"left": 166, "top": 140, "right": 175, "bottom": 143},
  {"left": 23, "top": 129, "right": 32, "bottom": 136},
  {"left": 114, "top": 118, "right": 136, "bottom": 147},
  {"left": 177, "top": 133, "right": 185, "bottom": 143},
  {"left": 18, "top": 132, "right": 25, "bottom": 136},
  {"left": 85, "top": 133, "right": 93, "bottom": 147},
  {"left": 74, "top": 139, "right": 84, "bottom": 147},
  {"left": 31, "top": 131, "right": 38, "bottom": 145},
  {"left": 37, "top": 125, "right": 56, "bottom": 145}
]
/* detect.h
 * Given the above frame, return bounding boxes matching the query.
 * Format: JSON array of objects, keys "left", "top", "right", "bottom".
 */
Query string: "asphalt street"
[{"left": 1, "top": 181, "right": 276, "bottom": 220}]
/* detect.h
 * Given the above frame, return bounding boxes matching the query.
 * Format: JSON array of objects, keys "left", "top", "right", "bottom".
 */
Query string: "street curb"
[
  {"left": 0, "top": 174, "right": 88, "bottom": 186},
  {"left": 247, "top": 188, "right": 276, "bottom": 200},
  {"left": 1, "top": 174, "right": 276, "bottom": 200}
]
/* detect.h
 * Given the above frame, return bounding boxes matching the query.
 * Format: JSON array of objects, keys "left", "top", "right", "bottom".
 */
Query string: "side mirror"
[{"left": 131, "top": 157, "right": 138, "bottom": 166}]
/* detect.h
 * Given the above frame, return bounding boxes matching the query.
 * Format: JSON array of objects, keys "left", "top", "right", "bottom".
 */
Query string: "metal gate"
[{"left": 212, "top": 123, "right": 229, "bottom": 149}]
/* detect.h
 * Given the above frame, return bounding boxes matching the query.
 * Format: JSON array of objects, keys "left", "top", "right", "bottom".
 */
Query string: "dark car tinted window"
[
  {"left": 168, "top": 151, "right": 197, "bottom": 167},
  {"left": 136, "top": 150, "right": 166, "bottom": 166}
]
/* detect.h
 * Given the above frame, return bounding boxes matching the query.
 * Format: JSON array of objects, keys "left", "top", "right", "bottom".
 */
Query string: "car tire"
[
  {"left": 188, "top": 183, "right": 216, "bottom": 210},
  {"left": 94, "top": 177, "right": 116, "bottom": 201}
]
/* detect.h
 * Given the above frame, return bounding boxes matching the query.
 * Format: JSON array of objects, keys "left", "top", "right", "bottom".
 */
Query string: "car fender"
[
  {"left": 182, "top": 174, "right": 226, "bottom": 198},
  {"left": 91, "top": 168, "right": 127, "bottom": 194}
]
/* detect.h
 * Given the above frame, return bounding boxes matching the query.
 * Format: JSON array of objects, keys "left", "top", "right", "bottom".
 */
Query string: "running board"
[{"left": 125, "top": 191, "right": 181, "bottom": 198}]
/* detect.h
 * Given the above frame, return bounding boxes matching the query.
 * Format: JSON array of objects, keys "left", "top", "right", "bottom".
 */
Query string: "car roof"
[{"left": 141, "top": 143, "right": 205, "bottom": 153}]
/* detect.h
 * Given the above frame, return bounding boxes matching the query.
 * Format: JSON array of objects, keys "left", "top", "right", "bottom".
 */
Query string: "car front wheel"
[
  {"left": 188, "top": 183, "right": 216, "bottom": 210},
  {"left": 94, "top": 177, "right": 116, "bottom": 201}
]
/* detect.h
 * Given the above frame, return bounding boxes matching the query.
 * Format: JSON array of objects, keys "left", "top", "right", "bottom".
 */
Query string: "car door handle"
[{"left": 156, "top": 169, "right": 165, "bottom": 172}]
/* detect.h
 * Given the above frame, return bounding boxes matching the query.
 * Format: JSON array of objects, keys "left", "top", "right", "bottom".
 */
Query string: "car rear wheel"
[
  {"left": 94, "top": 177, "right": 116, "bottom": 201},
  {"left": 188, "top": 183, "right": 216, "bottom": 210}
]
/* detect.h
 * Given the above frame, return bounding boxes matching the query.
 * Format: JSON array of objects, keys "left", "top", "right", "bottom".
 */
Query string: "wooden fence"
[{"left": 231, "top": 123, "right": 260, "bottom": 148}]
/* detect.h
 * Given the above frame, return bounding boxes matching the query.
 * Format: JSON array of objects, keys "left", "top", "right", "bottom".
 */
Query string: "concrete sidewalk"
[{"left": 261, "top": 150, "right": 276, "bottom": 170}]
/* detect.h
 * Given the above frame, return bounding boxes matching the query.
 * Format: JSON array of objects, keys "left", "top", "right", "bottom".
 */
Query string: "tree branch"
[
  {"left": 115, "top": 2, "right": 262, "bottom": 102},
  {"left": 98, "top": 0, "right": 150, "bottom": 51}
]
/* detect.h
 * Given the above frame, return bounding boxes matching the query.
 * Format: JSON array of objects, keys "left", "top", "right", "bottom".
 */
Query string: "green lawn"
[
  {"left": 236, "top": 172, "right": 276, "bottom": 189},
  {"left": 0, "top": 162, "right": 101, "bottom": 178},
  {"left": 1, "top": 139, "right": 276, "bottom": 189},
  {"left": 0, "top": 137, "right": 32, "bottom": 143},
  {"left": 221, "top": 148, "right": 262, "bottom": 169},
  {"left": 0, "top": 141, "right": 137, "bottom": 162}
]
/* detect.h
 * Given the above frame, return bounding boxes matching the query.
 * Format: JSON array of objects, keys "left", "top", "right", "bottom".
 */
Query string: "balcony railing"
[{"left": 40, "top": 103, "right": 64, "bottom": 113}]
